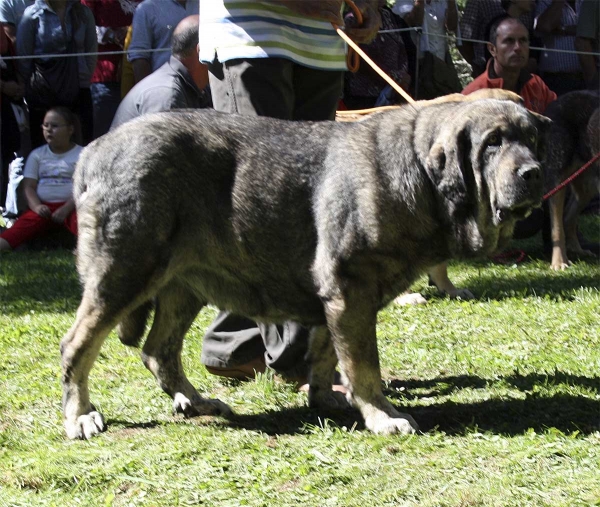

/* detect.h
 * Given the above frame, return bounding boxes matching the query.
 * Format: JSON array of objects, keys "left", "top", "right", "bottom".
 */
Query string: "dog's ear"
[
  {"left": 530, "top": 111, "right": 552, "bottom": 162},
  {"left": 425, "top": 125, "right": 471, "bottom": 207}
]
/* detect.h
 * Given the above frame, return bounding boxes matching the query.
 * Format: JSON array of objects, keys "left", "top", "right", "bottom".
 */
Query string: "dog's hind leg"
[
  {"left": 564, "top": 173, "right": 599, "bottom": 258},
  {"left": 61, "top": 287, "right": 126, "bottom": 440},
  {"left": 307, "top": 326, "right": 349, "bottom": 410},
  {"left": 141, "top": 281, "right": 232, "bottom": 418},
  {"left": 324, "top": 295, "right": 418, "bottom": 435}
]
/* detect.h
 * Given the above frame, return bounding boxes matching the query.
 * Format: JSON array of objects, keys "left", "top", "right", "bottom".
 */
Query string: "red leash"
[
  {"left": 492, "top": 249, "right": 527, "bottom": 265},
  {"left": 543, "top": 151, "right": 600, "bottom": 201}
]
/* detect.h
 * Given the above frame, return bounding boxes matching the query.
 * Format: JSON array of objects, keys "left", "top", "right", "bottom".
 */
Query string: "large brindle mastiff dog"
[{"left": 61, "top": 90, "right": 548, "bottom": 439}]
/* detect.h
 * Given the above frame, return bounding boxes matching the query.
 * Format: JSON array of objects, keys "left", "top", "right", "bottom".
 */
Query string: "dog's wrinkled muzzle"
[{"left": 493, "top": 161, "right": 544, "bottom": 225}]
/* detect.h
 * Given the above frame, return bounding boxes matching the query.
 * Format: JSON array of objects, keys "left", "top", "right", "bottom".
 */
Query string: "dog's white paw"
[
  {"left": 308, "top": 387, "right": 351, "bottom": 410},
  {"left": 394, "top": 292, "right": 428, "bottom": 306},
  {"left": 173, "top": 393, "right": 233, "bottom": 418},
  {"left": 364, "top": 411, "right": 419, "bottom": 435},
  {"left": 65, "top": 411, "right": 106, "bottom": 440},
  {"left": 551, "top": 260, "right": 572, "bottom": 271}
]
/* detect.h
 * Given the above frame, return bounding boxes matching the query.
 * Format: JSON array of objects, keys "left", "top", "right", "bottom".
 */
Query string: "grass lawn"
[{"left": 0, "top": 216, "right": 598, "bottom": 506}]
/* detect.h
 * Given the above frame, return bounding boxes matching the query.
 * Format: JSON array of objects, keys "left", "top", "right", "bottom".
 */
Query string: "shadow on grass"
[
  {"left": 406, "top": 393, "right": 599, "bottom": 435},
  {"left": 153, "top": 391, "right": 598, "bottom": 437},
  {"left": 385, "top": 370, "right": 600, "bottom": 435},
  {"left": 106, "top": 408, "right": 366, "bottom": 437},
  {"left": 218, "top": 406, "right": 367, "bottom": 436},
  {"left": 457, "top": 270, "right": 600, "bottom": 302},
  {"left": 101, "top": 371, "right": 598, "bottom": 438},
  {"left": 388, "top": 370, "right": 600, "bottom": 395},
  {"left": 105, "top": 420, "right": 164, "bottom": 435},
  {"left": 180, "top": 371, "right": 599, "bottom": 437}
]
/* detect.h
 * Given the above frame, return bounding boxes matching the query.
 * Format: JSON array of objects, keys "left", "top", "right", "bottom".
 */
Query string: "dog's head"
[{"left": 423, "top": 98, "right": 550, "bottom": 254}]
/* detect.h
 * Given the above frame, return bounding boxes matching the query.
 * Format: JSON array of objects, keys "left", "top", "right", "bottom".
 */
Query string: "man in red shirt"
[{"left": 462, "top": 16, "right": 557, "bottom": 113}]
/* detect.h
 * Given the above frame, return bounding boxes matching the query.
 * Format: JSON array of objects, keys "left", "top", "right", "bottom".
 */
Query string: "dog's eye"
[
  {"left": 486, "top": 133, "right": 501, "bottom": 147},
  {"left": 529, "top": 134, "right": 537, "bottom": 145}
]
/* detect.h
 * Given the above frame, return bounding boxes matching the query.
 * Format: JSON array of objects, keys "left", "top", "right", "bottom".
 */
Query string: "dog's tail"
[{"left": 116, "top": 301, "right": 153, "bottom": 347}]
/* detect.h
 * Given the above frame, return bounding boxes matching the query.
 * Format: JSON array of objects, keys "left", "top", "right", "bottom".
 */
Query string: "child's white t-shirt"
[{"left": 23, "top": 144, "right": 83, "bottom": 203}]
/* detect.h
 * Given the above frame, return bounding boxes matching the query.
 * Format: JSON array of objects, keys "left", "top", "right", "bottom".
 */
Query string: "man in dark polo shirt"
[{"left": 111, "top": 15, "right": 210, "bottom": 130}]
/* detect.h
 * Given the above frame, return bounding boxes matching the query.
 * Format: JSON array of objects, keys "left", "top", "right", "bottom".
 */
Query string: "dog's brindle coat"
[{"left": 61, "top": 95, "right": 547, "bottom": 439}]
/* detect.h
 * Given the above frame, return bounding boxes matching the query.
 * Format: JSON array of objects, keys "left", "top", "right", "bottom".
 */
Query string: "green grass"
[{"left": 0, "top": 217, "right": 599, "bottom": 506}]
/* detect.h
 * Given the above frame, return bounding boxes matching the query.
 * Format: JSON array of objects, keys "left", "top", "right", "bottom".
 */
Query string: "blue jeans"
[{"left": 91, "top": 82, "right": 122, "bottom": 139}]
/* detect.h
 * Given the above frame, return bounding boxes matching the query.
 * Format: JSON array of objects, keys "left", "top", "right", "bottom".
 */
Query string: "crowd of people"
[
  {"left": 0, "top": 0, "right": 598, "bottom": 379},
  {"left": 0, "top": 0, "right": 206, "bottom": 246}
]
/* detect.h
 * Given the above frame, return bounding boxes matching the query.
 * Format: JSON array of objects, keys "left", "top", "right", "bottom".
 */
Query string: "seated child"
[{"left": 0, "top": 107, "right": 82, "bottom": 251}]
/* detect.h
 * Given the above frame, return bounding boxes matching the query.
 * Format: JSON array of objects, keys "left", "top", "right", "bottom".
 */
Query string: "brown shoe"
[{"left": 205, "top": 357, "right": 266, "bottom": 380}]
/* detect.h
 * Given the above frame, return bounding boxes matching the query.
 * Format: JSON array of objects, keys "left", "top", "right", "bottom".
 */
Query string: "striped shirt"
[
  {"left": 199, "top": 1, "right": 347, "bottom": 71},
  {"left": 534, "top": 0, "right": 583, "bottom": 74}
]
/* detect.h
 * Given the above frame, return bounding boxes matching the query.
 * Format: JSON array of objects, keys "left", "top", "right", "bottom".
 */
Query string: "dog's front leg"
[
  {"left": 141, "top": 282, "right": 232, "bottom": 419},
  {"left": 307, "top": 326, "right": 350, "bottom": 410},
  {"left": 324, "top": 296, "right": 418, "bottom": 435}
]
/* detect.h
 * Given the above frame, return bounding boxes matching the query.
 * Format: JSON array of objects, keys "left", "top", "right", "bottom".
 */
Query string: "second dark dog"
[{"left": 544, "top": 90, "right": 599, "bottom": 270}]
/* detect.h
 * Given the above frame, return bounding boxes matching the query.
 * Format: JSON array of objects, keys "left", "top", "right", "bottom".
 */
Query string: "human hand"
[
  {"left": 1, "top": 80, "right": 25, "bottom": 100},
  {"left": 111, "top": 27, "right": 128, "bottom": 48},
  {"left": 345, "top": 0, "right": 382, "bottom": 44},
  {"left": 51, "top": 205, "right": 70, "bottom": 224},
  {"left": 34, "top": 204, "right": 52, "bottom": 219}
]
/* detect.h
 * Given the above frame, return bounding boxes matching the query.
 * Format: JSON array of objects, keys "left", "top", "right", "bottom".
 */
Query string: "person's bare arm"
[
  {"left": 575, "top": 37, "right": 598, "bottom": 86},
  {"left": 402, "top": 0, "right": 425, "bottom": 28},
  {"left": 51, "top": 198, "right": 75, "bottom": 224},
  {"left": 22, "top": 178, "right": 51, "bottom": 218},
  {"left": 2, "top": 23, "right": 16, "bottom": 44},
  {"left": 0, "top": 79, "right": 24, "bottom": 100},
  {"left": 446, "top": 0, "right": 458, "bottom": 33},
  {"left": 458, "top": 41, "right": 474, "bottom": 64},
  {"left": 535, "top": 0, "right": 566, "bottom": 35}
]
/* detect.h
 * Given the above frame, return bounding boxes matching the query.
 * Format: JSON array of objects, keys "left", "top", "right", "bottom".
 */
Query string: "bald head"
[
  {"left": 170, "top": 15, "right": 208, "bottom": 91},
  {"left": 172, "top": 15, "right": 199, "bottom": 58}
]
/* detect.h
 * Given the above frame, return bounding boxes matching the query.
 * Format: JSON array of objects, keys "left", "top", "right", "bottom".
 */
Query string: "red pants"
[{"left": 0, "top": 202, "right": 77, "bottom": 249}]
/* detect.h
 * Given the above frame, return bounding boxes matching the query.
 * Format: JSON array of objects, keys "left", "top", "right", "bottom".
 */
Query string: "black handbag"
[{"left": 27, "top": 10, "right": 80, "bottom": 109}]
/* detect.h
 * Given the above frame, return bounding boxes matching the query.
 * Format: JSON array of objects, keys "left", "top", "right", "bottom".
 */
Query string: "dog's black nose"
[
  {"left": 518, "top": 164, "right": 543, "bottom": 195},
  {"left": 518, "top": 164, "right": 542, "bottom": 183}
]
